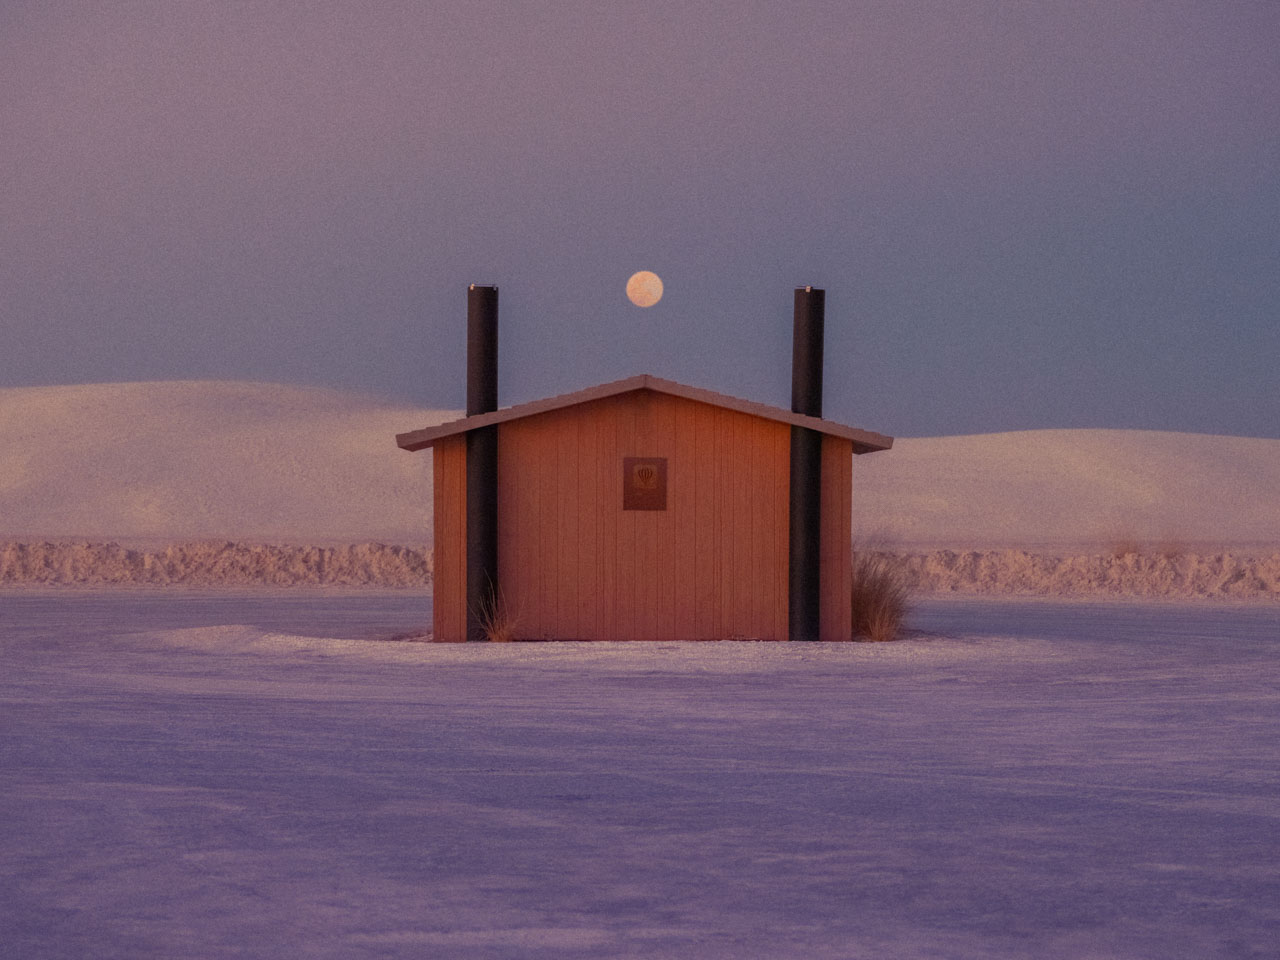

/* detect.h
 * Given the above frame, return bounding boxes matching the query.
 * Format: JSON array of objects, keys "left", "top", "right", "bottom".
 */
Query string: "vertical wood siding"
[
  {"left": 432, "top": 436, "right": 468, "bottom": 642},
  {"left": 431, "top": 391, "right": 858, "bottom": 641},
  {"left": 819, "top": 436, "right": 854, "bottom": 642},
  {"left": 492, "top": 391, "right": 792, "bottom": 640}
]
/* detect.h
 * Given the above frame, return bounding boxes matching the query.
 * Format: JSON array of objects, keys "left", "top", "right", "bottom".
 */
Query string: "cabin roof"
[{"left": 395, "top": 374, "right": 893, "bottom": 455}]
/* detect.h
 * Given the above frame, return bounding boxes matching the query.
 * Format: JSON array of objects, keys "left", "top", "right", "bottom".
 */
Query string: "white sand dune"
[
  {"left": 854, "top": 428, "right": 1280, "bottom": 552},
  {"left": 2, "top": 382, "right": 1278, "bottom": 595},
  {"left": 0, "top": 380, "right": 450, "bottom": 543}
]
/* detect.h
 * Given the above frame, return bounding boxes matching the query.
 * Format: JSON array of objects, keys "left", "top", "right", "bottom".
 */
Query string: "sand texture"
[
  {"left": 3, "top": 541, "right": 1278, "bottom": 599},
  {"left": 5, "top": 595, "right": 1279, "bottom": 957},
  {"left": 3, "top": 381, "right": 1278, "bottom": 596},
  {"left": 853, "top": 428, "right": 1280, "bottom": 552},
  {"left": 0, "top": 541, "right": 432, "bottom": 588},
  {"left": 897, "top": 548, "right": 1280, "bottom": 599},
  {"left": 0, "top": 380, "right": 449, "bottom": 542}
]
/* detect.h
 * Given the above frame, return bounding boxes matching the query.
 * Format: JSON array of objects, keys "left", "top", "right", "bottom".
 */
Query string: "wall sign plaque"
[{"left": 622, "top": 457, "right": 667, "bottom": 510}]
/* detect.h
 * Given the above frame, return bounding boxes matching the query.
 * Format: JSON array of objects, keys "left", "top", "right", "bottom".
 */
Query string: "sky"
[{"left": 1, "top": 0, "right": 1276, "bottom": 438}]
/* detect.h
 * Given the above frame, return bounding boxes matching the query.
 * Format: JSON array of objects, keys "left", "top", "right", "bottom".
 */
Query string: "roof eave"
[{"left": 395, "top": 374, "right": 893, "bottom": 453}]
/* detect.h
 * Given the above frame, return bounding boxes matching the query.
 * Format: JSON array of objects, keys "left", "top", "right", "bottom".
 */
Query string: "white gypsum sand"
[
  {"left": 2, "top": 381, "right": 1278, "bottom": 597},
  {"left": 853, "top": 428, "right": 1280, "bottom": 553},
  {"left": 0, "top": 540, "right": 434, "bottom": 587},
  {"left": 1, "top": 542, "right": 1278, "bottom": 599},
  {"left": 3, "top": 594, "right": 1278, "bottom": 958},
  {"left": 894, "top": 548, "right": 1280, "bottom": 600},
  {"left": 0, "top": 380, "right": 453, "bottom": 543}
]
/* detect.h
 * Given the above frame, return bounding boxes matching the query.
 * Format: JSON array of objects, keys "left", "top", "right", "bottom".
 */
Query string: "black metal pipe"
[
  {"left": 789, "top": 286, "right": 824, "bottom": 641},
  {"left": 465, "top": 285, "right": 499, "bottom": 642},
  {"left": 791, "top": 286, "right": 824, "bottom": 418},
  {"left": 467, "top": 285, "right": 499, "bottom": 417}
]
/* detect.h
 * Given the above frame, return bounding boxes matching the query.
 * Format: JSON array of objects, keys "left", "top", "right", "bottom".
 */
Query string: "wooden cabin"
[{"left": 397, "top": 286, "right": 892, "bottom": 642}]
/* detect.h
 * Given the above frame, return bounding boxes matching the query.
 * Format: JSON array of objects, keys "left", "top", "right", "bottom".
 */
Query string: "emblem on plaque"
[{"left": 622, "top": 457, "right": 667, "bottom": 510}]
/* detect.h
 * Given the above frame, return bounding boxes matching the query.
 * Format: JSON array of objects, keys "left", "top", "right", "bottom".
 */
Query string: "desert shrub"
[{"left": 850, "top": 549, "right": 910, "bottom": 642}]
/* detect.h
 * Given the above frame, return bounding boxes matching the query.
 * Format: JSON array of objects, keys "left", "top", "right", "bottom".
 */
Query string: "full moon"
[{"left": 625, "top": 271, "right": 663, "bottom": 308}]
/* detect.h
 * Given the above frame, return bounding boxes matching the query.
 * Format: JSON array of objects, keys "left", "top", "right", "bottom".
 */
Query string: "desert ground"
[
  {"left": 3, "top": 593, "right": 1278, "bottom": 959},
  {"left": 2, "top": 381, "right": 1278, "bottom": 957}
]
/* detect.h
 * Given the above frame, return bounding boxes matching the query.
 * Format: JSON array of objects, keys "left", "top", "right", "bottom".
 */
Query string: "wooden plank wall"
[
  {"left": 495, "top": 391, "right": 791, "bottom": 640},
  {"left": 819, "top": 436, "right": 854, "bottom": 642},
  {"left": 431, "top": 436, "right": 468, "bottom": 642}
]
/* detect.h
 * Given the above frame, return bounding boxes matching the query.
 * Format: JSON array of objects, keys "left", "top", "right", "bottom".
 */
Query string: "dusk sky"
[{"left": 2, "top": 1, "right": 1276, "bottom": 438}]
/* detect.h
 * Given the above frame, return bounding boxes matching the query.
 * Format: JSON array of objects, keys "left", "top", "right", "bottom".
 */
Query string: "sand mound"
[
  {"left": 895, "top": 549, "right": 1280, "bottom": 600},
  {"left": 853, "top": 429, "right": 1280, "bottom": 552},
  {"left": 3, "top": 382, "right": 1277, "bottom": 572},
  {"left": 0, "top": 381, "right": 452, "bottom": 542},
  {"left": 6, "top": 540, "right": 1276, "bottom": 600},
  {"left": 0, "top": 540, "right": 432, "bottom": 587}
]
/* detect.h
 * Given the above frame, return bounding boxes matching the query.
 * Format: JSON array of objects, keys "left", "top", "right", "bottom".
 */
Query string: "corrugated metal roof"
[{"left": 396, "top": 374, "right": 893, "bottom": 455}]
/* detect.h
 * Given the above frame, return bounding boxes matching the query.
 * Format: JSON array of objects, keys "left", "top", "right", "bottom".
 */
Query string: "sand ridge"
[
  {"left": 898, "top": 548, "right": 1280, "bottom": 600},
  {"left": 3, "top": 541, "right": 1277, "bottom": 600},
  {"left": 2, "top": 382, "right": 1278, "bottom": 597},
  {"left": 0, "top": 380, "right": 451, "bottom": 542},
  {"left": 853, "top": 428, "right": 1280, "bottom": 551},
  {"left": 0, "top": 540, "right": 432, "bottom": 588}
]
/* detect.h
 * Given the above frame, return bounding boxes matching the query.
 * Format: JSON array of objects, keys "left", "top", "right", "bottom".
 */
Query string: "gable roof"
[{"left": 396, "top": 374, "right": 893, "bottom": 455}]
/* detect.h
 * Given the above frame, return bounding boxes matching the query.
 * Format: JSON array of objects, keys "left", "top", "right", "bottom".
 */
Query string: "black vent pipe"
[
  {"left": 467, "top": 285, "right": 499, "bottom": 417},
  {"left": 788, "top": 286, "right": 824, "bottom": 641},
  {"left": 465, "top": 285, "right": 499, "bottom": 642}
]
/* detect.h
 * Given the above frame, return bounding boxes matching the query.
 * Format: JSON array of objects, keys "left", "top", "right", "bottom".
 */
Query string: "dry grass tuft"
[
  {"left": 850, "top": 549, "right": 910, "bottom": 642},
  {"left": 474, "top": 588, "right": 520, "bottom": 643}
]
